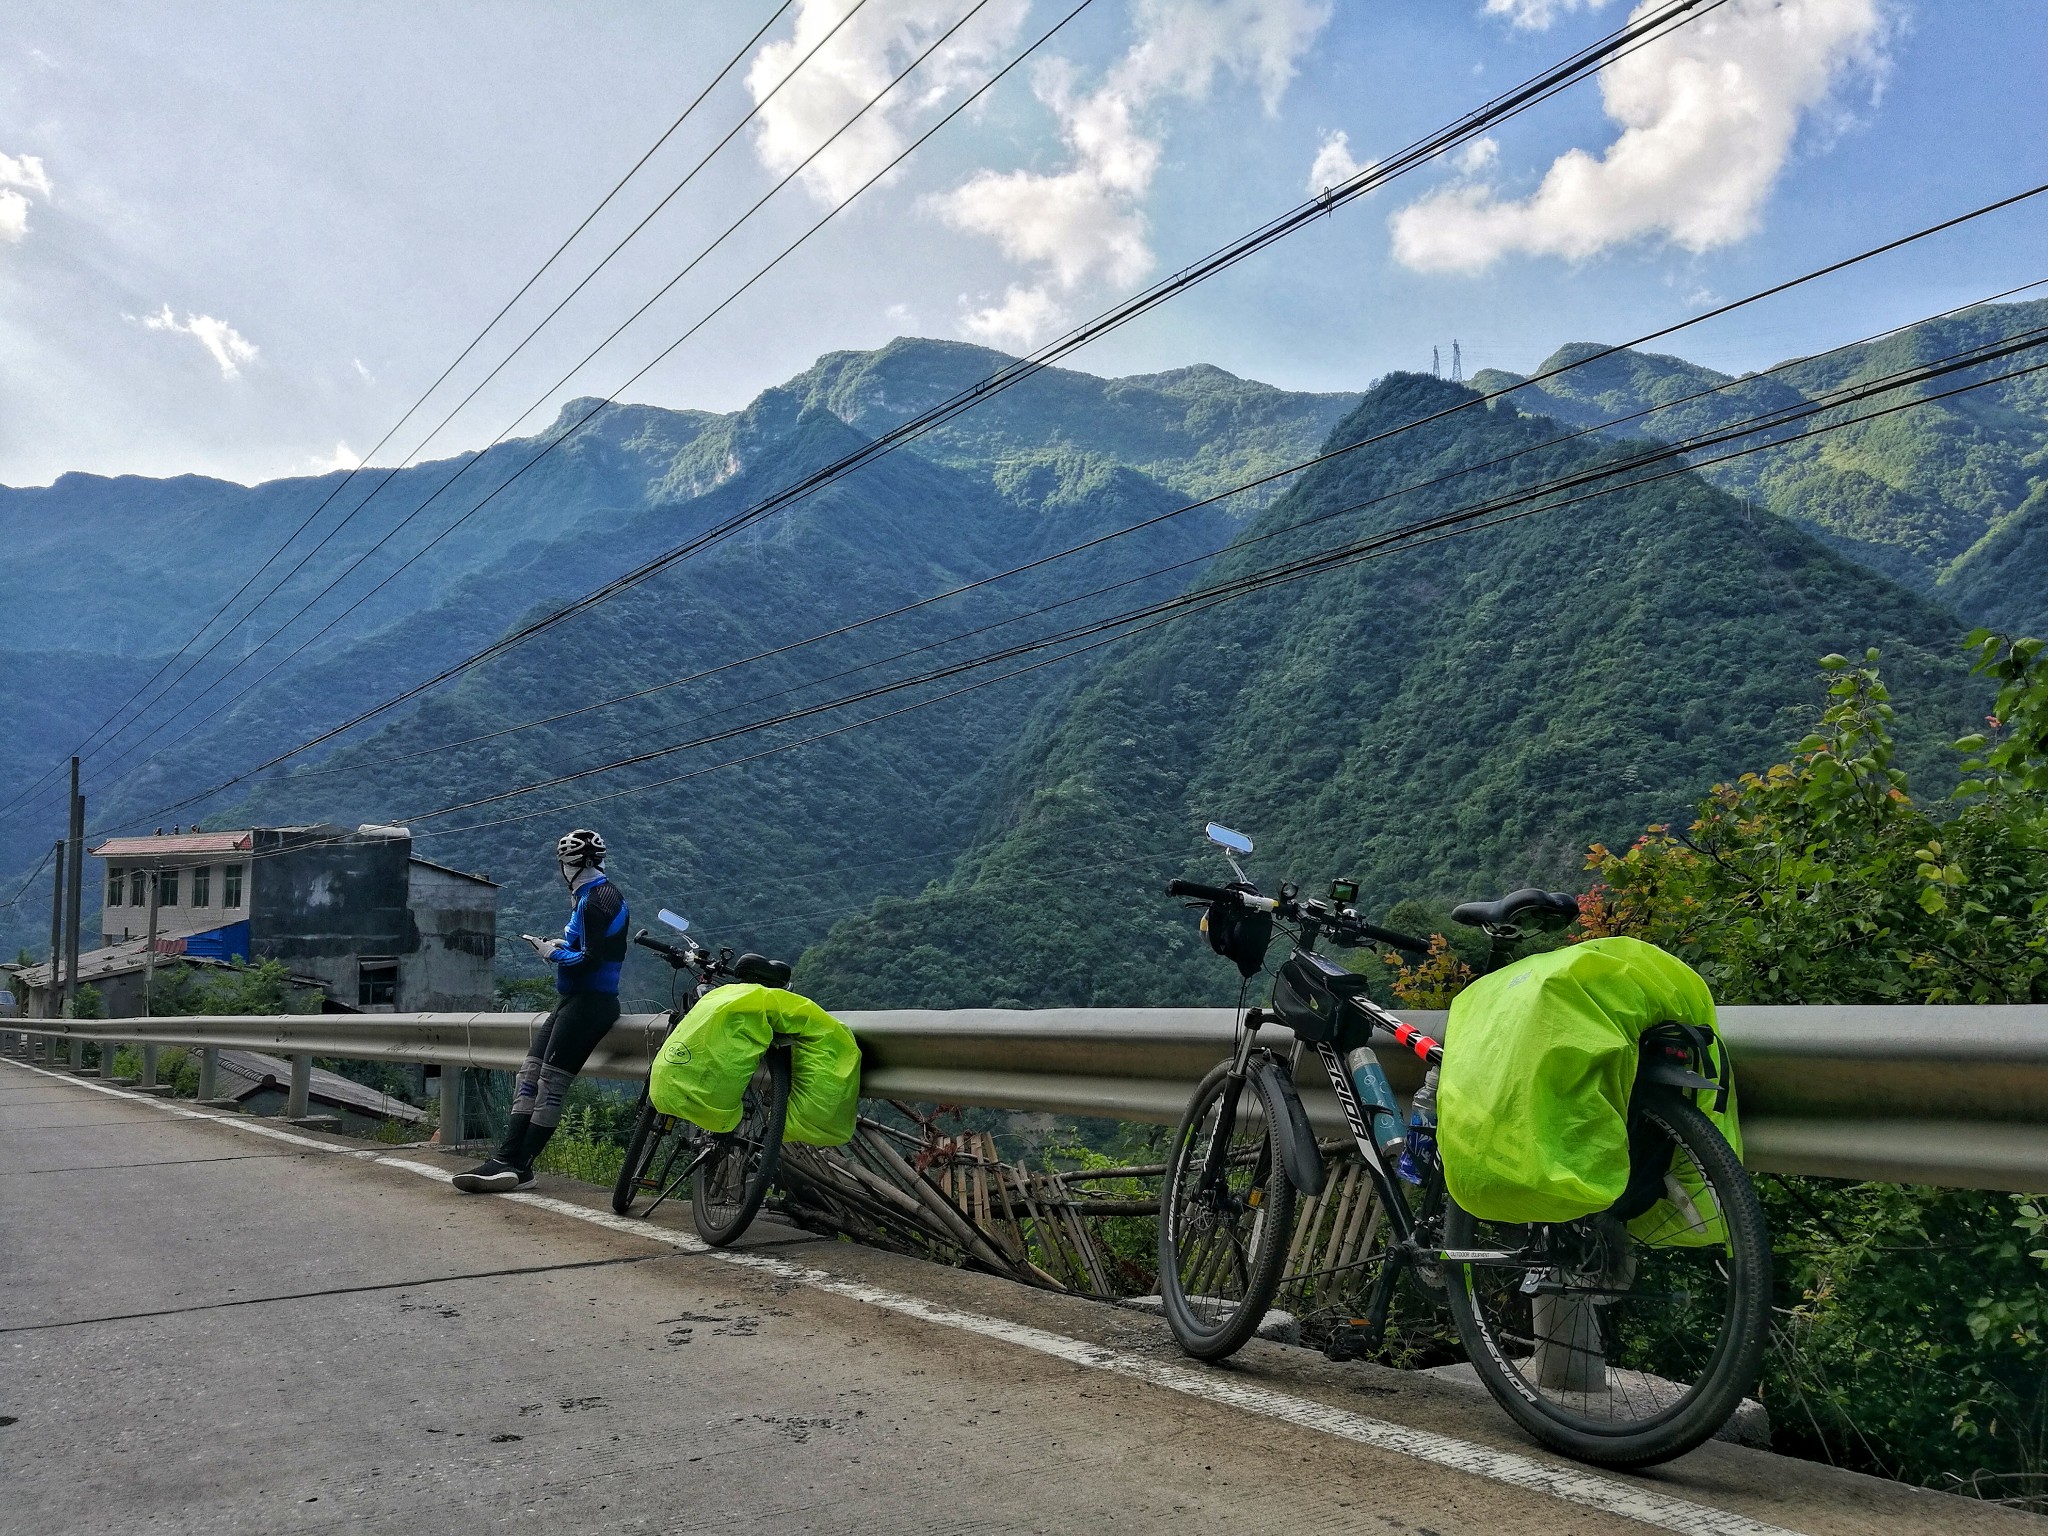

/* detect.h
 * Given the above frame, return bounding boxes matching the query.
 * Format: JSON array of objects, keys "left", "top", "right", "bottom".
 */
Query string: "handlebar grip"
[
  {"left": 632, "top": 932, "right": 679, "bottom": 959},
  {"left": 1355, "top": 920, "right": 1432, "bottom": 956},
  {"left": 1167, "top": 879, "right": 1235, "bottom": 903}
]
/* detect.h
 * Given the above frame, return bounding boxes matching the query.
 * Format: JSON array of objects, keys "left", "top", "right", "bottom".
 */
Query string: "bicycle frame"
[{"left": 1304, "top": 1010, "right": 1444, "bottom": 1346}]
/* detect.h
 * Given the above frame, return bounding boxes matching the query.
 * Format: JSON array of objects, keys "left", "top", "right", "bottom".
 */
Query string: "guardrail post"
[
  {"left": 286, "top": 1054, "right": 311, "bottom": 1119},
  {"left": 141, "top": 1044, "right": 159, "bottom": 1089},
  {"left": 196, "top": 1048, "right": 218, "bottom": 1101},
  {"left": 69, "top": 1037, "right": 83, "bottom": 1071},
  {"left": 439, "top": 1064, "right": 465, "bottom": 1148}
]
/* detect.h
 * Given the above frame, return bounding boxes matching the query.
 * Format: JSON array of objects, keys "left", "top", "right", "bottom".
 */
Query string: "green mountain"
[
  {"left": 797, "top": 372, "right": 1981, "bottom": 1009},
  {"left": 1471, "top": 298, "right": 2048, "bottom": 632},
  {"left": 2, "top": 322, "right": 2022, "bottom": 996},
  {"left": 0, "top": 342, "right": 1354, "bottom": 970}
]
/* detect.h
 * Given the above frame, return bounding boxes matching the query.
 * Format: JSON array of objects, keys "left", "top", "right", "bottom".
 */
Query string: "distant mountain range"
[{"left": 4, "top": 311, "right": 2040, "bottom": 1006}]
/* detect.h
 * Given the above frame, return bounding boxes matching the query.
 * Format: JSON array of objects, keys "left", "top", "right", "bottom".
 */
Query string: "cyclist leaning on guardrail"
[{"left": 454, "top": 828, "right": 628, "bottom": 1194}]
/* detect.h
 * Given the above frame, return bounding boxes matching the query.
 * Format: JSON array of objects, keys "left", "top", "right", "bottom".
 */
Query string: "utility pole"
[
  {"left": 144, "top": 867, "right": 161, "bottom": 1019},
  {"left": 46, "top": 839, "right": 64, "bottom": 1020},
  {"left": 64, "top": 758, "right": 84, "bottom": 1018}
]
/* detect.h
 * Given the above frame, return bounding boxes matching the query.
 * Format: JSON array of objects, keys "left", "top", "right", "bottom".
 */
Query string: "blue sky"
[{"left": 2, "top": 0, "right": 2044, "bottom": 487}]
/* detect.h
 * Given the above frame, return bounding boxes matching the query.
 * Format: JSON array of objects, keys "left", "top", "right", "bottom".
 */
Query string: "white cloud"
[
  {"left": 0, "top": 149, "right": 53, "bottom": 244},
  {"left": 1482, "top": 0, "right": 1613, "bottom": 28},
  {"left": 309, "top": 441, "right": 360, "bottom": 473},
  {"left": 748, "top": 0, "right": 1032, "bottom": 204},
  {"left": 138, "top": 303, "right": 260, "bottom": 379},
  {"left": 1306, "top": 129, "right": 1369, "bottom": 194},
  {"left": 958, "top": 282, "right": 1064, "bottom": 351},
  {"left": 936, "top": 0, "right": 1331, "bottom": 349},
  {"left": 351, "top": 358, "right": 375, "bottom": 385},
  {"left": 1453, "top": 135, "right": 1498, "bottom": 175},
  {"left": 1392, "top": 0, "right": 1886, "bottom": 274}
]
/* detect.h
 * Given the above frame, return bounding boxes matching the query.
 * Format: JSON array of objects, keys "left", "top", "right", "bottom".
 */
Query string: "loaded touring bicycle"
[{"left": 1161, "top": 823, "right": 1770, "bottom": 1468}]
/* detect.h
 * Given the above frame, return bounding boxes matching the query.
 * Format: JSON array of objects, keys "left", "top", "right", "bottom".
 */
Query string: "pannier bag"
[
  {"left": 1436, "top": 936, "right": 1739, "bottom": 1234},
  {"left": 648, "top": 982, "right": 861, "bottom": 1147}
]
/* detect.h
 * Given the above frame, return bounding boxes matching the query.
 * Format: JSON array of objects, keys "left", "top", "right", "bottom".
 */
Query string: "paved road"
[{"left": 3, "top": 1059, "right": 2038, "bottom": 1535}]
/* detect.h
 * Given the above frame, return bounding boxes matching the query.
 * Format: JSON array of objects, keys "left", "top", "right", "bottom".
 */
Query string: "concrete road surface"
[{"left": 3, "top": 1058, "right": 2039, "bottom": 1535}]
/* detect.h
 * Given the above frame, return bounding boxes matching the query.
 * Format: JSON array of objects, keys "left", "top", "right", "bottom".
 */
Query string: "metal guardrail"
[{"left": 12, "top": 1004, "right": 2048, "bottom": 1193}]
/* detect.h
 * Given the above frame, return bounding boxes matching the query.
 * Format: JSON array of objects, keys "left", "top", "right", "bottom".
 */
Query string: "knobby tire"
[
  {"left": 1444, "top": 1093, "right": 1771, "bottom": 1468},
  {"left": 1158, "top": 1057, "right": 1298, "bottom": 1361}
]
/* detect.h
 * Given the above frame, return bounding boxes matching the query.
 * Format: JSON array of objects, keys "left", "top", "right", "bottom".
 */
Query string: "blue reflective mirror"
[
  {"left": 1205, "top": 823, "right": 1254, "bottom": 857},
  {"left": 658, "top": 909, "right": 690, "bottom": 934}
]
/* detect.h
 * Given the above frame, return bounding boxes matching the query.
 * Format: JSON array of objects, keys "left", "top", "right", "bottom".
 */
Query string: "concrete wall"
[
  {"left": 402, "top": 862, "right": 496, "bottom": 1012},
  {"left": 249, "top": 828, "right": 413, "bottom": 1008}
]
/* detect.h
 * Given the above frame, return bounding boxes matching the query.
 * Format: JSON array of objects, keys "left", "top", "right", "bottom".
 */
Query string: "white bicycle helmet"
[{"left": 555, "top": 827, "right": 606, "bottom": 870}]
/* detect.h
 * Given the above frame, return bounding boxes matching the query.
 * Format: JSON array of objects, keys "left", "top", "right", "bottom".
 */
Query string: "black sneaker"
[{"left": 452, "top": 1158, "right": 534, "bottom": 1194}]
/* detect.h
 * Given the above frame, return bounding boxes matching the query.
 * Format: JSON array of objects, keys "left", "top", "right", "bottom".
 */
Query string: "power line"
[
  {"left": 98, "top": 333, "right": 2043, "bottom": 887},
  {"left": 82, "top": 0, "right": 1092, "bottom": 808},
  {"left": 232, "top": 202, "right": 2048, "bottom": 793},
  {"left": 286, "top": 273, "right": 2048, "bottom": 809},
  {"left": 0, "top": 840, "right": 58, "bottom": 911},
  {"left": 0, "top": 1, "right": 800, "bottom": 824},
  {"left": 58, "top": 0, "right": 900, "bottom": 792},
  {"left": 399, "top": 328, "right": 2048, "bottom": 834},
  {"left": 96, "top": 0, "right": 1727, "bottom": 832}
]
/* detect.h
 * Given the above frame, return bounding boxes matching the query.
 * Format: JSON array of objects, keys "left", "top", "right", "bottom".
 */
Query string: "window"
[
  {"left": 107, "top": 867, "right": 125, "bottom": 906},
  {"left": 222, "top": 864, "right": 244, "bottom": 909},
  {"left": 130, "top": 869, "right": 147, "bottom": 905},
  {"left": 358, "top": 959, "right": 399, "bottom": 1010},
  {"left": 156, "top": 868, "right": 178, "bottom": 906},
  {"left": 190, "top": 866, "right": 211, "bottom": 907}
]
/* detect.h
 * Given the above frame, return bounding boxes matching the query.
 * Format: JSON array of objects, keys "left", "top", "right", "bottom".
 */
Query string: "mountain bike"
[
  {"left": 610, "top": 908, "right": 796, "bottom": 1246},
  {"left": 1161, "top": 823, "right": 1770, "bottom": 1468}
]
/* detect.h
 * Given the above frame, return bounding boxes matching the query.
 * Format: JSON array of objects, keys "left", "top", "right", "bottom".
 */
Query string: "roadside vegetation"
[{"left": 1382, "top": 634, "right": 2048, "bottom": 1500}]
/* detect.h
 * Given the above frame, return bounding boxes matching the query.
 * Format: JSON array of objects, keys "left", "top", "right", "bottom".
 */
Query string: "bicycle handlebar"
[
  {"left": 1166, "top": 879, "right": 1280, "bottom": 911},
  {"left": 632, "top": 930, "right": 693, "bottom": 967},
  {"left": 1352, "top": 919, "right": 1431, "bottom": 957}
]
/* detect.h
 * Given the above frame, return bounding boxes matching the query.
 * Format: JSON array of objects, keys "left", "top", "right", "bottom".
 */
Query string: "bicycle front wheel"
[
  {"left": 1444, "top": 1092, "right": 1771, "bottom": 1468},
  {"left": 1157, "top": 1058, "right": 1298, "bottom": 1361},
  {"left": 692, "top": 1047, "right": 791, "bottom": 1247},
  {"left": 611, "top": 1091, "right": 671, "bottom": 1215}
]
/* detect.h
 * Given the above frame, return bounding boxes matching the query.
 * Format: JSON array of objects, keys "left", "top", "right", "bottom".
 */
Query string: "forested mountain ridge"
[
  {"left": 1470, "top": 297, "right": 2048, "bottom": 633},
  {"left": 797, "top": 372, "right": 1983, "bottom": 1009},
  {"left": 0, "top": 323, "right": 2022, "bottom": 990},
  {"left": 784, "top": 336, "right": 1362, "bottom": 506},
  {"left": 0, "top": 343, "right": 1345, "bottom": 930}
]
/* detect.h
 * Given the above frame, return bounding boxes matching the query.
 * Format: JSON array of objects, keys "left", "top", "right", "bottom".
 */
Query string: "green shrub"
[{"left": 1568, "top": 636, "right": 2048, "bottom": 1493}]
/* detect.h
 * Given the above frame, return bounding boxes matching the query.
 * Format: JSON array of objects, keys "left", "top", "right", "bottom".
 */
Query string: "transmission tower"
[{"left": 1452, "top": 339, "right": 1463, "bottom": 382}]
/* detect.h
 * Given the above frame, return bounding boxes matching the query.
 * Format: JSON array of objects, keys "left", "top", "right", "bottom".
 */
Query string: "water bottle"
[
  {"left": 1343, "top": 1045, "right": 1408, "bottom": 1160},
  {"left": 1396, "top": 1065, "right": 1440, "bottom": 1185}
]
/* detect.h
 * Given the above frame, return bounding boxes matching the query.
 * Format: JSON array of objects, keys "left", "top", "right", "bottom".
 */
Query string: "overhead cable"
[
  {"left": 104, "top": 0, "right": 1727, "bottom": 825},
  {"left": 0, "top": 1, "right": 799, "bottom": 823}
]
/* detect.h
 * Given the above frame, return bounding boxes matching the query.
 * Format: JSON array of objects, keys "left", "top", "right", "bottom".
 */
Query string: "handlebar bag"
[
  {"left": 1436, "top": 936, "right": 1739, "bottom": 1235},
  {"left": 648, "top": 982, "right": 861, "bottom": 1146}
]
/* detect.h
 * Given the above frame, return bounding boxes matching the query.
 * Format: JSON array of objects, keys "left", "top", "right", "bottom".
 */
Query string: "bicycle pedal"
[{"left": 1322, "top": 1319, "right": 1376, "bottom": 1362}]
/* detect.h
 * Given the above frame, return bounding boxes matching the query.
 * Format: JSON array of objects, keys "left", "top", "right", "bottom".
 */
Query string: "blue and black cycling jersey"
[{"left": 555, "top": 873, "right": 628, "bottom": 995}]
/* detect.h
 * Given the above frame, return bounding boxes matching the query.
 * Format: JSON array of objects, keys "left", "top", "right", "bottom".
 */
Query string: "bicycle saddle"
[
  {"left": 1450, "top": 888, "right": 1579, "bottom": 928},
  {"left": 733, "top": 952, "right": 792, "bottom": 987}
]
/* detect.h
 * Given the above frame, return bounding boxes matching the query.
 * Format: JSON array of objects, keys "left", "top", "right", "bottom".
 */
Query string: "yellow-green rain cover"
[
  {"left": 648, "top": 982, "right": 861, "bottom": 1147},
  {"left": 1437, "top": 936, "right": 1739, "bottom": 1240}
]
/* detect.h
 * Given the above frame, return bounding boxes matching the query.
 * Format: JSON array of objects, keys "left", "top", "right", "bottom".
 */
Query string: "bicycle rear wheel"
[
  {"left": 1157, "top": 1058, "right": 1298, "bottom": 1361},
  {"left": 691, "top": 1047, "right": 791, "bottom": 1247},
  {"left": 1444, "top": 1092, "right": 1771, "bottom": 1467}
]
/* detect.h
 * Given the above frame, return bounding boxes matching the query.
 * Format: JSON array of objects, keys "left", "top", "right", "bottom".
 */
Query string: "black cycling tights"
[{"left": 506, "top": 991, "right": 620, "bottom": 1149}]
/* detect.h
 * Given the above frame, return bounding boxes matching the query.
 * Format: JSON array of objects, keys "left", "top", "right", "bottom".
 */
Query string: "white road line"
[{"left": 4, "top": 1058, "right": 1803, "bottom": 1536}]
